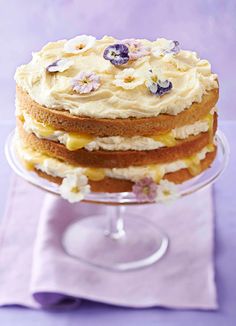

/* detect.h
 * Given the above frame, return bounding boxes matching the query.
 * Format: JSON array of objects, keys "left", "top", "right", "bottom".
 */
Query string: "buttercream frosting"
[{"left": 15, "top": 36, "right": 218, "bottom": 119}]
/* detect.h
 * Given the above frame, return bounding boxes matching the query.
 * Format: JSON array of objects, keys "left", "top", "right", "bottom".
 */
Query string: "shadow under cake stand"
[{"left": 5, "top": 130, "right": 229, "bottom": 272}]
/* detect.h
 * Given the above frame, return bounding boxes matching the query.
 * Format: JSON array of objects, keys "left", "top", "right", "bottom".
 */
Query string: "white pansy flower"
[
  {"left": 152, "top": 38, "right": 180, "bottom": 57},
  {"left": 113, "top": 68, "right": 145, "bottom": 90},
  {"left": 64, "top": 35, "right": 96, "bottom": 54},
  {"left": 46, "top": 59, "right": 73, "bottom": 73},
  {"left": 59, "top": 174, "right": 90, "bottom": 203},
  {"left": 156, "top": 180, "right": 179, "bottom": 203},
  {"left": 145, "top": 67, "right": 164, "bottom": 84},
  {"left": 145, "top": 68, "right": 159, "bottom": 88},
  {"left": 145, "top": 68, "right": 172, "bottom": 96}
]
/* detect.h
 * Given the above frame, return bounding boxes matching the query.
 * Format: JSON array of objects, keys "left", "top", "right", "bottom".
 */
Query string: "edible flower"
[
  {"left": 145, "top": 69, "right": 172, "bottom": 96},
  {"left": 122, "top": 39, "right": 150, "bottom": 60},
  {"left": 46, "top": 59, "right": 73, "bottom": 73},
  {"left": 103, "top": 43, "right": 129, "bottom": 66},
  {"left": 156, "top": 180, "right": 179, "bottom": 203},
  {"left": 153, "top": 39, "right": 180, "bottom": 57},
  {"left": 64, "top": 35, "right": 96, "bottom": 54},
  {"left": 72, "top": 71, "right": 101, "bottom": 94},
  {"left": 113, "top": 68, "right": 144, "bottom": 89},
  {"left": 132, "top": 177, "right": 157, "bottom": 202},
  {"left": 59, "top": 174, "right": 90, "bottom": 203}
]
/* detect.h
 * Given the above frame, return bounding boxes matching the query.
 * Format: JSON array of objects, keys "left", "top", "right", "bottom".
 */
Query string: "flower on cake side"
[
  {"left": 46, "top": 59, "right": 73, "bottom": 73},
  {"left": 103, "top": 43, "right": 129, "bottom": 66},
  {"left": 145, "top": 69, "right": 172, "bottom": 96},
  {"left": 156, "top": 180, "right": 179, "bottom": 203},
  {"left": 59, "top": 173, "right": 91, "bottom": 203},
  {"left": 132, "top": 177, "right": 158, "bottom": 202},
  {"left": 152, "top": 39, "right": 180, "bottom": 57},
  {"left": 132, "top": 178, "right": 178, "bottom": 203},
  {"left": 64, "top": 35, "right": 96, "bottom": 54},
  {"left": 113, "top": 68, "right": 145, "bottom": 89},
  {"left": 72, "top": 71, "right": 101, "bottom": 94},
  {"left": 121, "top": 39, "right": 150, "bottom": 60}
]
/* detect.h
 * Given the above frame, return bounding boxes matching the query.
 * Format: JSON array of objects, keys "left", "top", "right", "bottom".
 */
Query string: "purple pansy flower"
[
  {"left": 103, "top": 44, "right": 129, "bottom": 66},
  {"left": 146, "top": 69, "right": 172, "bottom": 96},
  {"left": 132, "top": 177, "right": 157, "bottom": 202}
]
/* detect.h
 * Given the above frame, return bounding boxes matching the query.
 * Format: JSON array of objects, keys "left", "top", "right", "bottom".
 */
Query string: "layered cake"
[{"left": 14, "top": 35, "right": 219, "bottom": 202}]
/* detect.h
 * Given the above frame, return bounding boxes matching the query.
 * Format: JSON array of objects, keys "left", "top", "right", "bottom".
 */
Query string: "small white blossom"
[
  {"left": 59, "top": 174, "right": 90, "bottom": 203},
  {"left": 113, "top": 68, "right": 145, "bottom": 90},
  {"left": 156, "top": 180, "right": 179, "bottom": 203},
  {"left": 64, "top": 35, "right": 96, "bottom": 54}
]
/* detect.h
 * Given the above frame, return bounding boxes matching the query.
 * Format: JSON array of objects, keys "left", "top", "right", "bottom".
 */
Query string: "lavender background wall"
[{"left": 1, "top": 0, "right": 235, "bottom": 120}]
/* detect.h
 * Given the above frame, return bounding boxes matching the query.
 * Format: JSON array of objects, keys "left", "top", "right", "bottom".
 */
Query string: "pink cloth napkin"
[{"left": 0, "top": 176, "right": 217, "bottom": 309}]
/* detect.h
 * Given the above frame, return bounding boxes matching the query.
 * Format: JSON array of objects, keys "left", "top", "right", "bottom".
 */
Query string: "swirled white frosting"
[{"left": 15, "top": 36, "right": 218, "bottom": 119}]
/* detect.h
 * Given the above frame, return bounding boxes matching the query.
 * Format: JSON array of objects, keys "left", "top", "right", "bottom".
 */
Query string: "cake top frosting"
[{"left": 15, "top": 35, "right": 218, "bottom": 119}]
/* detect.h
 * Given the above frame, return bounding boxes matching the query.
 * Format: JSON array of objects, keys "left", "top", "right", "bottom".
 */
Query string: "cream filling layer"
[
  {"left": 15, "top": 137, "right": 214, "bottom": 183},
  {"left": 14, "top": 36, "right": 218, "bottom": 119},
  {"left": 20, "top": 110, "right": 213, "bottom": 151}
]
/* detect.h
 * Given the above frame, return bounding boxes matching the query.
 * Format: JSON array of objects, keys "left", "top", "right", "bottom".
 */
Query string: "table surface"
[{"left": 0, "top": 121, "right": 235, "bottom": 326}]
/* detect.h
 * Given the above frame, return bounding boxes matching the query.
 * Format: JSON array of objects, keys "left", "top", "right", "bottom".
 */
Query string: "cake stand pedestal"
[
  {"left": 5, "top": 131, "right": 229, "bottom": 271},
  {"left": 63, "top": 207, "right": 168, "bottom": 271}
]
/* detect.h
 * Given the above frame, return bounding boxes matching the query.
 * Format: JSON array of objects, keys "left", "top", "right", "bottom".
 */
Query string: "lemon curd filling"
[
  {"left": 184, "top": 143, "right": 215, "bottom": 176},
  {"left": 18, "top": 110, "right": 215, "bottom": 152},
  {"left": 151, "top": 132, "right": 177, "bottom": 147},
  {"left": 64, "top": 133, "right": 94, "bottom": 151},
  {"left": 15, "top": 136, "right": 215, "bottom": 183},
  {"left": 203, "top": 112, "right": 215, "bottom": 141},
  {"left": 85, "top": 168, "right": 106, "bottom": 181}
]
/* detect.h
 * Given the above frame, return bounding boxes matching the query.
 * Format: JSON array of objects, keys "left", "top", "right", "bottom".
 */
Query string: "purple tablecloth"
[{"left": 0, "top": 121, "right": 235, "bottom": 325}]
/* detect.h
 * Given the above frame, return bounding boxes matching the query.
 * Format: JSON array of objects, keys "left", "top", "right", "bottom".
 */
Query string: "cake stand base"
[
  {"left": 5, "top": 130, "right": 229, "bottom": 272},
  {"left": 62, "top": 208, "right": 168, "bottom": 271}
]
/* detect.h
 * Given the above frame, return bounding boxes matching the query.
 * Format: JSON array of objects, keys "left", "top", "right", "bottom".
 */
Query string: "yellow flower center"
[
  {"left": 80, "top": 77, "right": 90, "bottom": 85},
  {"left": 143, "top": 186, "right": 150, "bottom": 195},
  {"left": 151, "top": 75, "right": 158, "bottom": 83},
  {"left": 71, "top": 186, "right": 80, "bottom": 193},
  {"left": 129, "top": 45, "right": 137, "bottom": 52},
  {"left": 124, "top": 75, "right": 135, "bottom": 83},
  {"left": 76, "top": 43, "right": 85, "bottom": 50},
  {"left": 163, "top": 189, "right": 171, "bottom": 196}
]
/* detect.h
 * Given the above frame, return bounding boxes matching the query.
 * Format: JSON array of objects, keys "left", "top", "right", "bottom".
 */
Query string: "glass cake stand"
[{"left": 5, "top": 130, "right": 229, "bottom": 271}]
